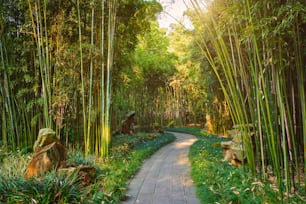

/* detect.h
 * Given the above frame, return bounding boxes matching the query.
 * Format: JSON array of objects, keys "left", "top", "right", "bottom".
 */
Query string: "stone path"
[{"left": 122, "top": 132, "right": 201, "bottom": 204}]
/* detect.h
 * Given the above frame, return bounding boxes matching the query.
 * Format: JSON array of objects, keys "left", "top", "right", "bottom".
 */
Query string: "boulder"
[
  {"left": 121, "top": 111, "right": 136, "bottom": 135},
  {"left": 220, "top": 124, "right": 254, "bottom": 167},
  {"left": 24, "top": 141, "right": 66, "bottom": 178},
  {"left": 24, "top": 128, "right": 66, "bottom": 179},
  {"left": 220, "top": 141, "right": 232, "bottom": 161},
  {"left": 33, "top": 128, "right": 60, "bottom": 152}
]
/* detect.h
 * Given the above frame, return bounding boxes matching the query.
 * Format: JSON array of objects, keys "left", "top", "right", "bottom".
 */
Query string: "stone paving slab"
[{"left": 122, "top": 132, "right": 201, "bottom": 204}]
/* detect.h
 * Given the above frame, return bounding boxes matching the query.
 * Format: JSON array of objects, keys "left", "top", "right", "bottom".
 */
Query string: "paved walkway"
[{"left": 122, "top": 132, "right": 201, "bottom": 204}]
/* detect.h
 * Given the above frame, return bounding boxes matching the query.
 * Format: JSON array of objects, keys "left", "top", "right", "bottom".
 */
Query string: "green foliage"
[
  {"left": 171, "top": 127, "right": 305, "bottom": 203},
  {"left": 190, "top": 139, "right": 275, "bottom": 203},
  {"left": 0, "top": 132, "right": 175, "bottom": 203},
  {"left": 166, "top": 127, "right": 207, "bottom": 137},
  {"left": 0, "top": 171, "right": 82, "bottom": 203},
  {"left": 115, "top": 20, "right": 179, "bottom": 129},
  {"left": 188, "top": 0, "right": 306, "bottom": 197},
  {"left": 164, "top": 22, "right": 232, "bottom": 131},
  {"left": 0, "top": 0, "right": 164, "bottom": 154},
  {"left": 133, "top": 22, "right": 177, "bottom": 89},
  {"left": 0, "top": 151, "right": 30, "bottom": 178}
]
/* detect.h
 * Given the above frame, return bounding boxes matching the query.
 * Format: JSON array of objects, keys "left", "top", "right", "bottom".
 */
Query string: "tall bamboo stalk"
[
  {"left": 42, "top": 0, "right": 52, "bottom": 128},
  {"left": 0, "top": 40, "right": 13, "bottom": 150},
  {"left": 27, "top": 0, "right": 52, "bottom": 128},
  {"left": 86, "top": 1, "right": 95, "bottom": 156},
  {"left": 189, "top": 0, "right": 305, "bottom": 197},
  {"left": 291, "top": 16, "right": 305, "bottom": 188},
  {"left": 100, "top": 0, "right": 105, "bottom": 157},
  {"left": 76, "top": 0, "right": 87, "bottom": 154},
  {"left": 101, "top": 0, "right": 117, "bottom": 157}
]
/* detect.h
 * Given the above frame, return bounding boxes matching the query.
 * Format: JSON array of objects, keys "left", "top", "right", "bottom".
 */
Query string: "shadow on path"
[{"left": 122, "top": 132, "right": 201, "bottom": 204}]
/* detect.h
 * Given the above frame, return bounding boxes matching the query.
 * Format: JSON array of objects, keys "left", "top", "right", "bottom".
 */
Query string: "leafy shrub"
[
  {"left": 0, "top": 132, "right": 175, "bottom": 203},
  {"left": 172, "top": 127, "right": 305, "bottom": 203},
  {"left": 0, "top": 171, "right": 82, "bottom": 203}
]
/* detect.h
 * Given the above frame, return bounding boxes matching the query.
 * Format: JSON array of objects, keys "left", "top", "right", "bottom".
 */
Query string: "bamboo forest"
[{"left": 0, "top": 0, "right": 305, "bottom": 203}]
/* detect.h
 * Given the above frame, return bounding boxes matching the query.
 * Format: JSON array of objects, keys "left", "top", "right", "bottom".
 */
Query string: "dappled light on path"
[
  {"left": 175, "top": 139, "right": 197, "bottom": 149},
  {"left": 122, "top": 132, "right": 200, "bottom": 204}
]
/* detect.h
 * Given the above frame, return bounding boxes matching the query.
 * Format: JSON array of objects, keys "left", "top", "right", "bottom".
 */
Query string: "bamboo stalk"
[
  {"left": 77, "top": 0, "right": 87, "bottom": 154},
  {"left": 0, "top": 39, "right": 16, "bottom": 150},
  {"left": 42, "top": 0, "right": 52, "bottom": 128},
  {"left": 100, "top": 0, "right": 105, "bottom": 157},
  {"left": 86, "top": 1, "right": 95, "bottom": 156},
  {"left": 0, "top": 40, "right": 9, "bottom": 150},
  {"left": 189, "top": 0, "right": 305, "bottom": 195},
  {"left": 293, "top": 15, "right": 306, "bottom": 190}
]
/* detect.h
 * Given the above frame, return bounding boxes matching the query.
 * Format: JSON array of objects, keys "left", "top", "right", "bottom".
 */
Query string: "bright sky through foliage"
[{"left": 157, "top": 0, "right": 194, "bottom": 30}]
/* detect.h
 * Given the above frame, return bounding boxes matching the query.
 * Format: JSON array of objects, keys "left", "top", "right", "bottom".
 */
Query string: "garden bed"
[
  {"left": 0, "top": 132, "right": 175, "bottom": 203},
  {"left": 167, "top": 127, "right": 305, "bottom": 203}
]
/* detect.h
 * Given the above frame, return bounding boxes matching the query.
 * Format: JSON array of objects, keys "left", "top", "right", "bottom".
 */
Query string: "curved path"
[{"left": 122, "top": 132, "right": 201, "bottom": 204}]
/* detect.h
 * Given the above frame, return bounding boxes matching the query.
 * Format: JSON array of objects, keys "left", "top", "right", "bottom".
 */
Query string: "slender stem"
[
  {"left": 100, "top": 0, "right": 105, "bottom": 157},
  {"left": 86, "top": 2, "right": 95, "bottom": 155},
  {"left": 77, "top": 0, "right": 87, "bottom": 154}
]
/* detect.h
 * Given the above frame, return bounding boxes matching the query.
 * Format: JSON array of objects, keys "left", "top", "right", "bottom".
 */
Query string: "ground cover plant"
[
  {"left": 1, "top": 0, "right": 305, "bottom": 203},
  {"left": 168, "top": 127, "right": 305, "bottom": 204},
  {"left": 0, "top": 132, "right": 175, "bottom": 203}
]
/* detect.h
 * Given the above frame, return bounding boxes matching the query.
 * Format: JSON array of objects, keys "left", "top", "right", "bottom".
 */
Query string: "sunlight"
[
  {"left": 176, "top": 151, "right": 189, "bottom": 166},
  {"left": 174, "top": 138, "right": 197, "bottom": 149},
  {"left": 157, "top": 0, "right": 194, "bottom": 30}
]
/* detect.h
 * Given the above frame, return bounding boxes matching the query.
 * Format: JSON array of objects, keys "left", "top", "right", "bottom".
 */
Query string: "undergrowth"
[
  {"left": 0, "top": 132, "right": 175, "bottom": 203},
  {"left": 168, "top": 127, "right": 305, "bottom": 204}
]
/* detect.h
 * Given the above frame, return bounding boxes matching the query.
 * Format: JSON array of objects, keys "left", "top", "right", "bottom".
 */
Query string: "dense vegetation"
[
  {"left": 187, "top": 0, "right": 306, "bottom": 199},
  {"left": 1, "top": 0, "right": 305, "bottom": 202},
  {"left": 0, "top": 0, "right": 165, "bottom": 155},
  {"left": 0, "top": 132, "right": 175, "bottom": 203},
  {"left": 0, "top": 0, "right": 230, "bottom": 155},
  {"left": 170, "top": 127, "right": 305, "bottom": 203}
]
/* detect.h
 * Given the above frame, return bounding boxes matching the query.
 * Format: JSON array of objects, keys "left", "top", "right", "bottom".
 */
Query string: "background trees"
[
  {"left": 131, "top": 22, "right": 177, "bottom": 128},
  {"left": 168, "top": 23, "right": 232, "bottom": 132},
  {"left": 0, "top": 0, "right": 228, "bottom": 154},
  {"left": 0, "top": 0, "right": 164, "bottom": 155}
]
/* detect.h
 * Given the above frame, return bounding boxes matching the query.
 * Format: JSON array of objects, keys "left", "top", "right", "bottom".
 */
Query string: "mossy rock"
[
  {"left": 231, "top": 144, "right": 244, "bottom": 161},
  {"left": 126, "top": 111, "right": 136, "bottom": 118},
  {"left": 33, "top": 128, "right": 60, "bottom": 152}
]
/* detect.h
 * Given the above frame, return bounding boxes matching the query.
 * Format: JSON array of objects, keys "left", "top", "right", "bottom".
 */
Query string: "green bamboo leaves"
[
  {"left": 28, "top": 0, "right": 52, "bottom": 129},
  {"left": 1, "top": 0, "right": 163, "bottom": 157},
  {"left": 189, "top": 0, "right": 305, "bottom": 199}
]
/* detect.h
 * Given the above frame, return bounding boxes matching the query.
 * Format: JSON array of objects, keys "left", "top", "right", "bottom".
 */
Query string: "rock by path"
[{"left": 122, "top": 132, "right": 201, "bottom": 204}]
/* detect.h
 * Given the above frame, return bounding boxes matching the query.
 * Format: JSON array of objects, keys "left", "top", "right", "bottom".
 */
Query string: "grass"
[
  {"left": 0, "top": 132, "right": 175, "bottom": 203},
  {"left": 168, "top": 127, "right": 305, "bottom": 204}
]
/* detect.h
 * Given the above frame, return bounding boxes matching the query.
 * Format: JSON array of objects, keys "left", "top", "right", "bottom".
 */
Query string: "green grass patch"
[
  {"left": 166, "top": 127, "right": 210, "bottom": 137},
  {"left": 0, "top": 132, "right": 175, "bottom": 203},
  {"left": 169, "top": 127, "right": 305, "bottom": 204},
  {"left": 99, "top": 132, "right": 175, "bottom": 199}
]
